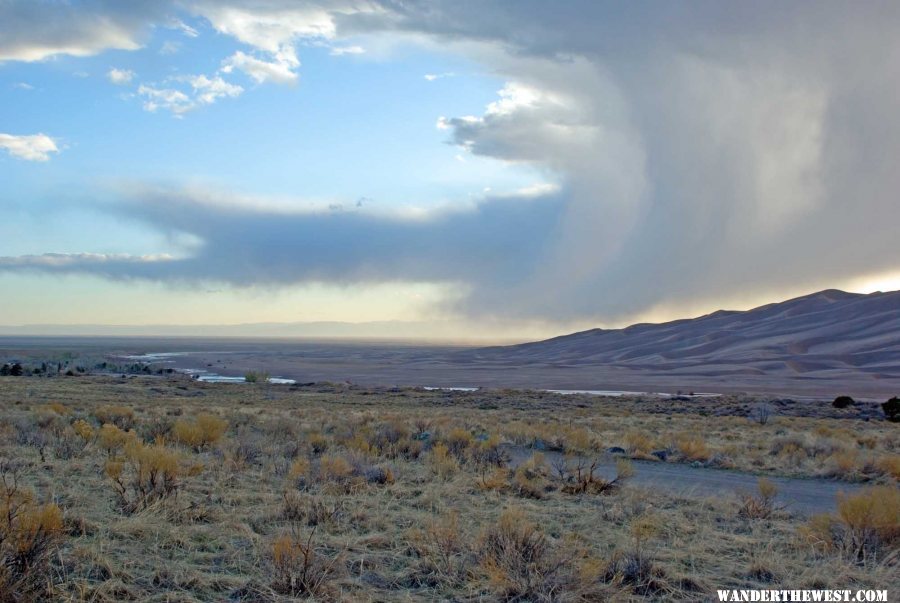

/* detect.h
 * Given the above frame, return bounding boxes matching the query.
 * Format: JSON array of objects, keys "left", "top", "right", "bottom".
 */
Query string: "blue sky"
[
  {"left": 1, "top": 20, "right": 540, "bottom": 257},
  {"left": 1, "top": 2, "right": 898, "bottom": 339}
]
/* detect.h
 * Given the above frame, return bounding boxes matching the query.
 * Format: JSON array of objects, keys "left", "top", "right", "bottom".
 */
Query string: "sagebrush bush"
[
  {"left": 430, "top": 442, "right": 459, "bottom": 479},
  {"left": 271, "top": 531, "right": 342, "bottom": 597},
  {"left": 478, "top": 507, "right": 594, "bottom": 601},
  {"left": 800, "top": 486, "right": 900, "bottom": 562},
  {"left": 874, "top": 455, "right": 900, "bottom": 480},
  {"left": 408, "top": 511, "right": 468, "bottom": 586},
  {"left": 676, "top": 435, "right": 710, "bottom": 462},
  {"left": 443, "top": 427, "right": 475, "bottom": 459},
  {"left": 72, "top": 418, "right": 94, "bottom": 441},
  {"left": 738, "top": 478, "right": 779, "bottom": 519},
  {"left": 172, "top": 413, "right": 227, "bottom": 450},
  {"left": 0, "top": 461, "right": 65, "bottom": 599},
  {"left": 97, "top": 423, "right": 137, "bottom": 454},
  {"left": 282, "top": 491, "right": 344, "bottom": 526},
  {"left": 105, "top": 440, "right": 202, "bottom": 513},
  {"left": 44, "top": 402, "right": 70, "bottom": 416},
  {"left": 624, "top": 430, "right": 653, "bottom": 456},
  {"left": 94, "top": 405, "right": 135, "bottom": 430}
]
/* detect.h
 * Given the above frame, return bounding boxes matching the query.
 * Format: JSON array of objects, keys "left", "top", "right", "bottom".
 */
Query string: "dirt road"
[{"left": 503, "top": 445, "right": 865, "bottom": 515}]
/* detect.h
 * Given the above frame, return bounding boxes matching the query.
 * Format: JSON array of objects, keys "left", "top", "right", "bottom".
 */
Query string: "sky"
[{"left": 1, "top": 1, "right": 899, "bottom": 341}]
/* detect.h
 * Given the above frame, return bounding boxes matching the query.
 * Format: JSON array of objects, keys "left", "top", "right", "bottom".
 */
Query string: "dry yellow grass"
[{"left": 0, "top": 375, "right": 895, "bottom": 601}]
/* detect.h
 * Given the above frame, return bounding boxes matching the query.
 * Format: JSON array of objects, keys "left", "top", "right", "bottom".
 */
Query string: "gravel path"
[{"left": 502, "top": 445, "right": 865, "bottom": 515}]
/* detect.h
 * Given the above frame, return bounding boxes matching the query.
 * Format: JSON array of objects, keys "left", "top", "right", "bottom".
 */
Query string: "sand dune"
[{"left": 451, "top": 289, "right": 900, "bottom": 395}]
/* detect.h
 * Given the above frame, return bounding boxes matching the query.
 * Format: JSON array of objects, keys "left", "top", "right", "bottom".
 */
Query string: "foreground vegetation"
[{"left": 0, "top": 375, "right": 896, "bottom": 601}]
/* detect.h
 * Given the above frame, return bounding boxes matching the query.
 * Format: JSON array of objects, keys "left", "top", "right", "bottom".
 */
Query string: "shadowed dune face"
[{"left": 451, "top": 289, "right": 900, "bottom": 396}]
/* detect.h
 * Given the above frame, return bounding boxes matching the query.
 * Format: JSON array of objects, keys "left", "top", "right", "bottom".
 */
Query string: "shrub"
[
  {"left": 271, "top": 530, "right": 342, "bottom": 597},
  {"left": 282, "top": 492, "right": 344, "bottom": 526},
  {"left": 882, "top": 397, "right": 900, "bottom": 422},
  {"left": 752, "top": 404, "right": 773, "bottom": 425},
  {"left": 624, "top": 430, "right": 653, "bottom": 456},
  {"left": 875, "top": 455, "right": 900, "bottom": 480},
  {"left": 94, "top": 405, "right": 135, "bottom": 430},
  {"left": 559, "top": 457, "right": 633, "bottom": 495},
  {"left": 105, "top": 441, "right": 201, "bottom": 513},
  {"left": 228, "top": 426, "right": 263, "bottom": 468},
  {"left": 563, "top": 427, "right": 593, "bottom": 453},
  {"left": 44, "top": 402, "right": 70, "bottom": 416},
  {"left": 72, "top": 418, "right": 95, "bottom": 442},
  {"left": 138, "top": 415, "right": 174, "bottom": 443},
  {"left": 443, "top": 428, "right": 474, "bottom": 458},
  {"left": 738, "top": 478, "right": 779, "bottom": 519},
  {"left": 825, "top": 450, "right": 859, "bottom": 478},
  {"left": 430, "top": 443, "right": 459, "bottom": 479},
  {"left": 0, "top": 461, "right": 65, "bottom": 599},
  {"left": 800, "top": 486, "right": 900, "bottom": 562},
  {"left": 512, "top": 453, "right": 548, "bottom": 499},
  {"left": 308, "top": 431, "right": 329, "bottom": 454},
  {"left": 289, "top": 457, "right": 312, "bottom": 487},
  {"left": 836, "top": 486, "right": 900, "bottom": 561},
  {"left": 832, "top": 396, "right": 855, "bottom": 409},
  {"left": 244, "top": 370, "right": 270, "bottom": 383},
  {"left": 97, "top": 423, "right": 137, "bottom": 454},
  {"left": 676, "top": 435, "right": 710, "bottom": 462},
  {"left": 408, "top": 511, "right": 468, "bottom": 586},
  {"left": 173, "top": 413, "right": 228, "bottom": 450},
  {"left": 478, "top": 507, "right": 598, "bottom": 600},
  {"left": 51, "top": 426, "right": 88, "bottom": 460},
  {"left": 469, "top": 435, "right": 506, "bottom": 469}
]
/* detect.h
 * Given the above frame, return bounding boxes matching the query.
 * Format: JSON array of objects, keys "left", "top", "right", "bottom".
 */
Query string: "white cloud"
[
  {"left": 138, "top": 84, "right": 193, "bottom": 115},
  {"left": 12, "top": 82, "right": 34, "bottom": 90},
  {"left": 168, "top": 18, "right": 199, "bottom": 38},
  {"left": 221, "top": 50, "right": 298, "bottom": 85},
  {"left": 107, "top": 68, "right": 135, "bottom": 85},
  {"left": 191, "top": 3, "right": 339, "bottom": 53},
  {"left": 186, "top": 74, "right": 243, "bottom": 105},
  {"left": 424, "top": 72, "right": 454, "bottom": 81},
  {"left": 138, "top": 74, "right": 243, "bottom": 116},
  {"left": 0, "top": 133, "right": 60, "bottom": 161},
  {"left": 330, "top": 45, "right": 365, "bottom": 56}
]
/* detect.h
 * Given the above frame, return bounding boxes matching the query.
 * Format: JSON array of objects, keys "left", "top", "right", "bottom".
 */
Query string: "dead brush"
[
  {"left": 468, "top": 434, "right": 508, "bottom": 469},
  {"left": 93, "top": 405, "right": 135, "bottom": 430},
  {"left": 51, "top": 425, "right": 89, "bottom": 460},
  {"left": 799, "top": 486, "right": 900, "bottom": 563},
  {"left": 442, "top": 427, "right": 475, "bottom": 459},
  {"left": 738, "top": 478, "right": 780, "bottom": 519},
  {"left": 271, "top": 528, "right": 344, "bottom": 598},
  {"left": 478, "top": 507, "right": 592, "bottom": 601},
  {"left": 289, "top": 453, "right": 393, "bottom": 493},
  {"left": 558, "top": 457, "right": 633, "bottom": 495},
  {"left": 282, "top": 491, "right": 345, "bottom": 526},
  {"left": 603, "top": 514, "right": 670, "bottom": 597},
  {"left": 512, "top": 453, "right": 549, "bottom": 499},
  {"left": 408, "top": 511, "right": 469, "bottom": 587},
  {"left": 0, "top": 460, "right": 65, "bottom": 599}
]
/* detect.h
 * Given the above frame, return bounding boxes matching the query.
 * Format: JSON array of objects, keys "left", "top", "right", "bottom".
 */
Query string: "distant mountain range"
[
  {"left": 2, "top": 289, "right": 898, "bottom": 397},
  {"left": 455, "top": 289, "right": 900, "bottom": 394}
]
